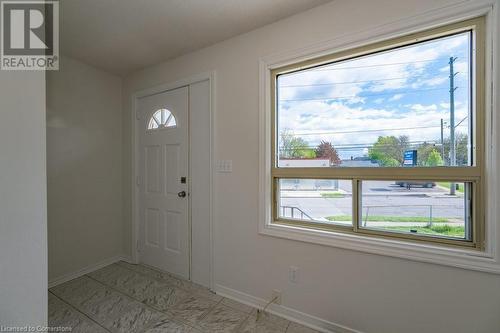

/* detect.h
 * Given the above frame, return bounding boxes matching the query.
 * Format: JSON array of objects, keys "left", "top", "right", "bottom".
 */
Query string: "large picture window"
[{"left": 271, "top": 18, "right": 485, "bottom": 248}]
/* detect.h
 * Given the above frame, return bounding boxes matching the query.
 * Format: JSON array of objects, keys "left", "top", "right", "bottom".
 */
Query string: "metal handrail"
[{"left": 281, "top": 206, "right": 314, "bottom": 220}]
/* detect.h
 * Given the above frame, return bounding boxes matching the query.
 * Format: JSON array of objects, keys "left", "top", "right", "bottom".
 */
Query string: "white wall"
[
  {"left": 47, "top": 56, "right": 123, "bottom": 282},
  {"left": 123, "top": 1, "right": 500, "bottom": 332},
  {"left": 0, "top": 71, "right": 47, "bottom": 325}
]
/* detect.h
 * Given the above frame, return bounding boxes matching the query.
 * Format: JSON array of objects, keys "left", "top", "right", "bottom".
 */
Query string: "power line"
[
  {"left": 278, "top": 127, "right": 469, "bottom": 149},
  {"left": 279, "top": 87, "right": 458, "bottom": 102},
  {"left": 279, "top": 72, "right": 469, "bottom": 88},
  {"left": 279, "top": 76, "right": 414, "bottom": 88},
  {"left": 280, "top": 145, "right": 437, "bottom": 152},
  {"left": 279, "top": 140, "right": 443, "bottom": 150},
  {"left": 289, "top": 125, "right": 438, "bottom": 136},
  {"left": 301, "top": 57, "right": 465, "bottom": 73},
  {"left": 454, "top": 116, "right": 468, "bottom": 128},
  {"left": 283, "top": 124, "right": 468, "bottom": 136}
]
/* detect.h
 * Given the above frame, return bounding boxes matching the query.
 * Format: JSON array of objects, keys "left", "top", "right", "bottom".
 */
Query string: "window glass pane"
[
  {"left": 360, "top": 180, "right": 471, "bottom": 240},
  {"left": 277, "top": 31, "right": 473, "bottom": 168},
  {"left": 278, "top": 179, "right": 352, "bottom": 226},
  {"left": 148, "top": 109, "right": 177, "bottom": 130}
]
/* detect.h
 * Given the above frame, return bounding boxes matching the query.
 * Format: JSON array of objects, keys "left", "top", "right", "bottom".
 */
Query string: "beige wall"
[
  {"left": 47, "top": 56, "right": 123, "bottom": 281},
  {"left": 0, "top": 71, "right": 47, "bottom": 325},
  {"left": 123, "top": 1, "right": 500, "bottom": 332}
]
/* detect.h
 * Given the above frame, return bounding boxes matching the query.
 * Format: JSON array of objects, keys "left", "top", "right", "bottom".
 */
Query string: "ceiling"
[{"left": 60, "top": 0, "right": 333, "bottom": 75}]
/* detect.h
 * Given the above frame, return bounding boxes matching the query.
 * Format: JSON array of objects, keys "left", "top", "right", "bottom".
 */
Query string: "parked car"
[{"left": 395, "top": 181, "right": 436, "bottom": 188}]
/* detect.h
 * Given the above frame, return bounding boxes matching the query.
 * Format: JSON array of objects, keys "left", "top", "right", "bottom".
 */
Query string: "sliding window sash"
[{"left": 269, "top": 17, "right": 486, "bottom": 250}]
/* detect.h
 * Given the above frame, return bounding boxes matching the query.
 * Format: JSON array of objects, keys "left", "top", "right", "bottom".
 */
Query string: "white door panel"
[{"left": 138, "top": 86, "right": 189, "bottom": 278}]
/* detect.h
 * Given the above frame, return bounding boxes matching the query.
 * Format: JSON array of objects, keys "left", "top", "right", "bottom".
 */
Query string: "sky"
[{"left": 277, "top": 31, "right": 472, "bottom": 161}]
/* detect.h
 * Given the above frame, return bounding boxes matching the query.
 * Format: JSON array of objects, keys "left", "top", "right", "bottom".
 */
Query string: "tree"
[
  {"left": 417, "top": 142, "right": 437, "bottom": 166},
  {"left": 315, "top": 141, "right": 341, "bottom": 165},
  {"left": 381, "top": 158, "right": 401, "bottom": 167},
  {"left": 279, "top": 129, "right": 316, "bottom": 158},
  {"left": 300, "top": 147, "right": 317, "bottom": 158},
  {"left": 443, "top": 133, "right": 469, "bottom": 166},
  {"left": 368, "top": 135, "right": 409, "bottom": 166},
  {"left": 425, "top": 149, "right": 444, "bottom": 166}
]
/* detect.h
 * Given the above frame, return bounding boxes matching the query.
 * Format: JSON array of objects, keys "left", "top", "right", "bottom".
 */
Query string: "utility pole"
[
  {"left": 440, "top": 118, "right": 444, "bottom": 159},
  {"left": 449, "top": 57, "right": 458, "bottom": 195}
]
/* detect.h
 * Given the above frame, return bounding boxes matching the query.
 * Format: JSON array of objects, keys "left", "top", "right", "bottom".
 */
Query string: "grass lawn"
[
  {"left": 381, "top": 225, "right": 465, "bottom": 238},
  {"left": 437, "top": 182, "right": 464, "bottom": 193},
  {"left": 320, "top": 192, "right": 345, "bottom": 198},
  {"left": 326, "top": 215, "right": 449, "bottom": 223}
]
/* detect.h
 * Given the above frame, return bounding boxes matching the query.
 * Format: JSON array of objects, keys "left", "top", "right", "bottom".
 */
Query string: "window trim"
[
  {"left": 270, "top": 17, "right": 485, "bottom": 249},
  {"left": 258, "top": 4, "right": 500, "bottom": 274}
]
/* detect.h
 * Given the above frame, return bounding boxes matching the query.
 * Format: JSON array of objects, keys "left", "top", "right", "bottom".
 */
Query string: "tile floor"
[{"left": 48, "top": 261, "right": 321, "bottom": 333}]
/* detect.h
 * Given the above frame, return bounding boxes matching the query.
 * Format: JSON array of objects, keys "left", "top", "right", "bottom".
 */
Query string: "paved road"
[{"left": 280, "top": 180, "right": 466, "bottom": 222}]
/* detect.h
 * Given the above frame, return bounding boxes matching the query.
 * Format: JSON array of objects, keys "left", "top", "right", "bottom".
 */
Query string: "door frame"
[{"left": 131, "top": 71, "right": 216, "bottom": 290}]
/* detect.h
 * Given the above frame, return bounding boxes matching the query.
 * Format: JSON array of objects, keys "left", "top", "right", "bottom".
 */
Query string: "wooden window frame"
[{"left": 270, "top": 17, "right": 486, "bottom": 250}]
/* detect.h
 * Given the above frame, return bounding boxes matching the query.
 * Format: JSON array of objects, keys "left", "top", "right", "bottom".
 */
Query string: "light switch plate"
[{"left": 216, "top": 160, "right": 232, "bottom": 173}]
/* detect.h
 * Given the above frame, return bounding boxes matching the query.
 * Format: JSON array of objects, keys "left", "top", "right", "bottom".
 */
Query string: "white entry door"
[{"left": 137, "top": 87, "right": 189, "bottom": 279}]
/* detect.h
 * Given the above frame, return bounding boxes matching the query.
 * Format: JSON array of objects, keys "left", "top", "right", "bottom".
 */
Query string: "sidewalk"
[
  {"left": 281, "top": 190, "right": 463, "bottom": 198},
  {"left": 281, "top": 190, "right": 348, "bottom": 198}
]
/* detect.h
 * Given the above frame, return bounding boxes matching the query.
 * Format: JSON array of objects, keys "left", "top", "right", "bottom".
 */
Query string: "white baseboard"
[
  {"left": 48, "top": 255, "right": 132, "bottom": 288},
  {"left": 214, "top": 284, "right": 363, "bottom": 333}
]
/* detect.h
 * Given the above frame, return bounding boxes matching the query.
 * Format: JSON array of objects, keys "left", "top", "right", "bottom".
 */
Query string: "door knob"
[{"left": 177, "top": 191, "right": 187, "bottom": 198}]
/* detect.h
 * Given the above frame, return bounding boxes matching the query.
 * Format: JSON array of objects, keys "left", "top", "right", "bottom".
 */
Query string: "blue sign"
[{"left": 403, "top": 150, "right": 417, "bottom": 166}]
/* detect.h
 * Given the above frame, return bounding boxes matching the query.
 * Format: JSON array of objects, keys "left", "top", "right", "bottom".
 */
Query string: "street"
[{"left": 280, "top": 180, "right": 466, "bottom": 226}]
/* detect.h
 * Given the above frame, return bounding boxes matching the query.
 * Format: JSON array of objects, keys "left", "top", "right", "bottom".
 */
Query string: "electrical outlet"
[
  {"left": 289, "top": 266, "right": 299, "bottom": 283},
  {"left": 271, "top": 289, "right": 282, "bottom": 305}
]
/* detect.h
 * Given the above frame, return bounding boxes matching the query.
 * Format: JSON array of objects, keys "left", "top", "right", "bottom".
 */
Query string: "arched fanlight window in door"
[{"left": 148, "top": 109, "right": 177, "bottom": 130}]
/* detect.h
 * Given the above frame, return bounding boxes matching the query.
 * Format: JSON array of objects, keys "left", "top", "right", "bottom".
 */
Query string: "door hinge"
[
  {"left": 136, "top": 240, "right": 140, "bottom": 252},
  {"left": 136, "top": 110, "right": 140, "bottom": 120},
  {"left": 136, "top": 176, "right": 140, "bottom": 186}
]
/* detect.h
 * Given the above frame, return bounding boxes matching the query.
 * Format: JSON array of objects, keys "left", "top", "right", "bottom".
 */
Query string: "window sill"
[{"left": 259, "top": 221, "right": 500, "bottom": 274}]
